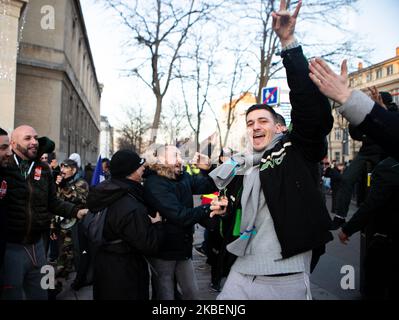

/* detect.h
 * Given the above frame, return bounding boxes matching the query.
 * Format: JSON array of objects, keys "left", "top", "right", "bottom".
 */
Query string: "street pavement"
[
  {"left": 310, "top": 194, "right": 362, "bottom": 300},
  {"left": 57, "top": 194, "right": 362, "bottom": 300}
]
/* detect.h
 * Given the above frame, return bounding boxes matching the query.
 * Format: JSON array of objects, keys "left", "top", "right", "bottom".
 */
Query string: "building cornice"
[{"left": 349, "top": 56, "right": 399, "bottom": 78}]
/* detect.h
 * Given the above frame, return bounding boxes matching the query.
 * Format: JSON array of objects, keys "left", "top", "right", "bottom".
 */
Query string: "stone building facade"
[
  {"left": 14, "top": 0, "right": 101, "bottom": 164},
  {"left": 328, "top": 47, "right": 399, "bottom": 163}
]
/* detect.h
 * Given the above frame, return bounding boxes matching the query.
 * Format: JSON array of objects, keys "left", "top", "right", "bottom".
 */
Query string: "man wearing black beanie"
[
  {"left": 87, "top": 149, "right": 163, "bottom": 300},
  {"left": 109, "top": 149, "right": 145, "bottom": 179}
]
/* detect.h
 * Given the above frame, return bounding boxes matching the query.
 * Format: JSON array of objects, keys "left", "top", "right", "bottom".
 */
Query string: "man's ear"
[
  {"left": 275, "top": 123, "right": 282, "bottom": 133},
  {"left": 10, "top": 140, "right": 19, "bottom": 153},
  {"left": 72, "top": 167, "right": 77, "bottom": 175}
]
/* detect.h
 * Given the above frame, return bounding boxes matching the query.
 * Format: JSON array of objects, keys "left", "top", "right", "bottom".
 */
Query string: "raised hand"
[
  {"left": 367, "top": 86, "right": 387, "bottom": 109},
  {"left": 309, "top": 58, "right": 352, "bottom": 105},
  {"left": 271, "top": 0, "right": 302, "bottom": 47}
]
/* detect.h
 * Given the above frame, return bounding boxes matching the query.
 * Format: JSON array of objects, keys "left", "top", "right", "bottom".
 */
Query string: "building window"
[
  {"left": 334, "top": 128, "right": 341, "bottom": 141},
  {"left": 349, "top": 79, "right": 354, "bottom": 87},
  {"left": 387, "top": 65, "right": 393, "bottom": 76},
  {"left": 376, "top": 68, "right": 382, "bottom": 79},
  {"left": 366, "top": 73, "right": 372, "bottom": 82},
  {"left": 335, "top": 152, "right": 340, "bottom": 162}
]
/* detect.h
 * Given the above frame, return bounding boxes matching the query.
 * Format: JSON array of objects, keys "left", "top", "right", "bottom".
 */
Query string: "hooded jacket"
[
  {"left": 87, "top": 178, "right": 163, "bottom": 300},
  {"left": 87, "top": 178, "right": 163, "bottom": 254}
]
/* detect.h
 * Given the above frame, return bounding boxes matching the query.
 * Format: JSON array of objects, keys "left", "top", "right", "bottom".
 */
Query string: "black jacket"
[
  {"left": 0, "top": 171, "right": 7, "bottom": 268},
  {"left": 342, "top": 157, "right": 399, "bottom": 239},
  {"left": 87, "top": 178, "right": 163, "bottom": 300},
  {"left": 143, "top": 171, "right": 216, "bottom": 260},
  {"left": 357, "top": 104, "right": 399, "bottom": 161},
  {"left": 4, "top": 154, "right": 77, "bottom": 244},
  {"left": 221, "top": 46, "right": 333, "bottom": 262},
  {"left": 348, "top": 124, "right": 386, "bottom": 164}
]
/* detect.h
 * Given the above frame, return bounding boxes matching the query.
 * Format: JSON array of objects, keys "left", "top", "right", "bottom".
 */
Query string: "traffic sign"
[{"left": 262, "top": 86, "right": 280, "bottom": 106}]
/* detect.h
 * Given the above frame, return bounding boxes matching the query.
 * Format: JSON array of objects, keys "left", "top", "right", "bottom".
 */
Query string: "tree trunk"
[{"left": 151, "top": 96, "right": 163, "bottom": 143}]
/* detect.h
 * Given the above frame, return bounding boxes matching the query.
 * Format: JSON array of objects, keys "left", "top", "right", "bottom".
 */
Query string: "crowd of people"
[{"left": 1, "top": 0, "right": 398, "bottom": 300}]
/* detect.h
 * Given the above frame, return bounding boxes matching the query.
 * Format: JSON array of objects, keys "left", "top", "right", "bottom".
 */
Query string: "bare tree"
[
  {"left": 117, "top": 107, "right": 150, "bottom": 154},
  {"left": 234, "top": 0, "right": 368, "bottom": 103},
  {"left": 178, "top": 33, "right": 219, "bottom": 152},
  {"left": 161, "top": 102, "right": 188, "bottom": 145},
  {"left": 103, "top": 0, "right": 220, "bottom": 143},
  {"left": 220, "top": 49, "right": 258, "bottom": 148}
]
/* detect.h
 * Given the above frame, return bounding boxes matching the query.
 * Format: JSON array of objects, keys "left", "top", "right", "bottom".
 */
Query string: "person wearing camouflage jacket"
[{"left": 55, "top": 159, "right": 89, "bottom": 291}]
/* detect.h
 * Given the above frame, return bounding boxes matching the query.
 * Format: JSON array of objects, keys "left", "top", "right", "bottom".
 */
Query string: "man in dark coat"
[
  {"left": 143, "top": 146, "right": 217, "bottom": 300},
  {"left": 309, "top": 60, "right": 399, "bottom": 161},
  {"left": 338, "top": 157, "right": 399, "bottom": 299},
  {"left": 1, "top": 125, "right": 88, "bottom": 300},
  {"left": 331, "top": 92, "right": 396, "bottom": 230},
  {"left": 87, "top": 150, "right": 163, "bottom": 300}
]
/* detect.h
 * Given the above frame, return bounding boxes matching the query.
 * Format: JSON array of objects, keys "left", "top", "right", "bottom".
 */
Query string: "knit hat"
[
  {"left": 38, "top": 137, "right": 55, "bottom": 159},
  {"left": 69, "top": 153, "right": 81, "bottom": 168},
  {"left": 110, "top": 150, "right": 145, "bottom": 178}
]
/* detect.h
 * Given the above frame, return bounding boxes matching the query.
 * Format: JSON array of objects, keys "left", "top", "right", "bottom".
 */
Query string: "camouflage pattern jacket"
[{"left": 57, "top": 175, "right": 89, "bottom": 206}]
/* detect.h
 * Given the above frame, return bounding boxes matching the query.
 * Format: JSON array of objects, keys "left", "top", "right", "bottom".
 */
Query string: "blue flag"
[{"left": 91, "top": 155, "right": 104, "bottom": 186}]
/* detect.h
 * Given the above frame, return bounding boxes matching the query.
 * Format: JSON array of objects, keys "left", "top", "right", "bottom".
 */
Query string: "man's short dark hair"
[
  {"left": 0, "top": 128, "right": 8, "bottom": 136},
  {"left": 245, "top": 104, "right": 278, "bottom": 122},
  {"left": 275, "top": 113, "right": 286, "bottom": 126}
]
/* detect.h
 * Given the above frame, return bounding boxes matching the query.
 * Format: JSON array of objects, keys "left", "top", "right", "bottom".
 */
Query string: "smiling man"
[
  {"left": 0, "top": 125, "right": 88, "bottom": 300},
  {"left": 209, "top": 0, "right": 334, "bottom": 300}
]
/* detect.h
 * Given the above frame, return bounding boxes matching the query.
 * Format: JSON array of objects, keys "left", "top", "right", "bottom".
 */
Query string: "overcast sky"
[{"left": 81, "top": 0, "right": 399, "bottom": 137}]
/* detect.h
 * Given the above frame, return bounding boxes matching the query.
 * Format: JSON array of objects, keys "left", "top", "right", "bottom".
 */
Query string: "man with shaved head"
[
  {"left": 10, "top": 125, "right": 39, "bottom": 161},
  {"left": 0, "top": 125, "right": 87, "bottom": 300}
]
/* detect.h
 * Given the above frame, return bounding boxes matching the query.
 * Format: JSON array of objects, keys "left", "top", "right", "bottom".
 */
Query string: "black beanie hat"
[
  {"left": 37, "top": 136, "right": 55, "bottom": 160},
  {"left": 110, "top": 150, "right": 145, "bottom": 178}
]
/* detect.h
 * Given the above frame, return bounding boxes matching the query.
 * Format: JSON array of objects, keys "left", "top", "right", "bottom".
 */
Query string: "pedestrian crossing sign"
[{"left": 262, "top": 86, "right": 280, "bottom": 106}]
